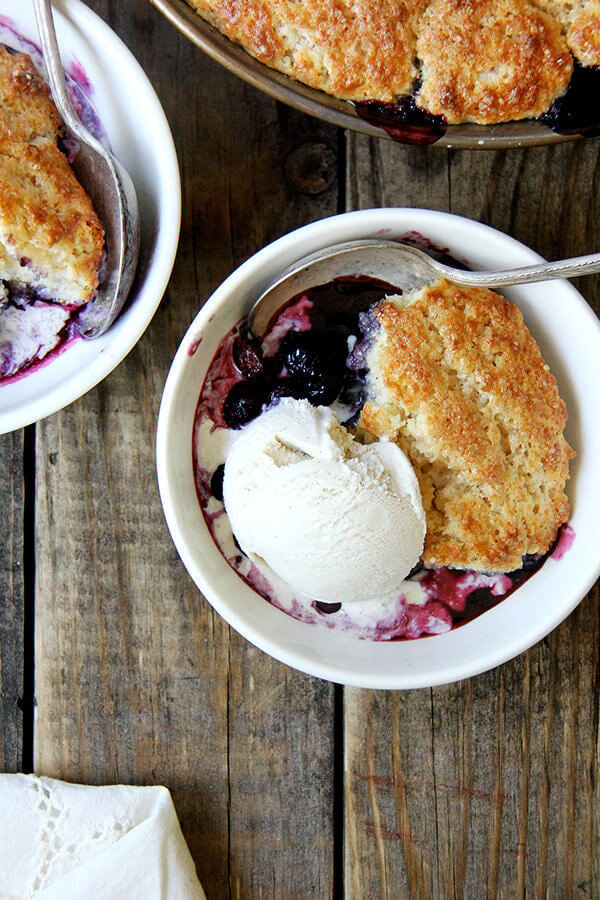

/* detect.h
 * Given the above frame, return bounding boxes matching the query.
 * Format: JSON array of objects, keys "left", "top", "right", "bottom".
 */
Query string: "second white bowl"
[{"left": 157, "top": 208, "right": 600, "bottom": 689}]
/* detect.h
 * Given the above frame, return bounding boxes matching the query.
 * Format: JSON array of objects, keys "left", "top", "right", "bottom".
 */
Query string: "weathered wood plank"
[
  {"left": 35, "top": 2, "right": 338, "bottom": 897},
  {"left": 0, "top": 430, "right": 25, "bottom": 772},
  {"left": 345, "top": 136, "right": 600, "bottom": 898},
  {"left": 348, "top": 139, "right": 450, "bottom": 211}
]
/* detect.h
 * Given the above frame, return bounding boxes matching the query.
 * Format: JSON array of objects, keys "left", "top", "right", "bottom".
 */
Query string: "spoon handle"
[
  {"left": 33, "top": 0, "right": 141, "bottom": 340},
  {"left": 33, "top": 0, "right": 93, "bottom": 144},
  {"left": 438, "top": 252, "right": 600, "bottom": 288}
]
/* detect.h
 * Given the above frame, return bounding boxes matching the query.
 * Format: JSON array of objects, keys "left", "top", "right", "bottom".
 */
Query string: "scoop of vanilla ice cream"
[{"left": 223, "top": 398, "right": 426, "bottom": 604}]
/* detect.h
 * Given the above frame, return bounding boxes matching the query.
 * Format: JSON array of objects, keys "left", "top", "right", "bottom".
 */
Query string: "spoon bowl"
[
  {"left": 34, "top": 0, "right": 140, "bottom": 339},
  {"left": 248, "top": 238, "right": 600, "bottom": 338}
]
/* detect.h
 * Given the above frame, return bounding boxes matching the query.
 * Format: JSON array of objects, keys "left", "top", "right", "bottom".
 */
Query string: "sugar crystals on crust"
[
  {"left": 187, "top": 0, "right": 427, "bottom": 101},
  {"left": 531, "top": 0, "right": 600, "bottom": 65},
  {"left": 359, "top": 279, "right": 573, "bottom": 573},
  {"left": 416, "top": 0, "right": 573, "bottom": 124}
]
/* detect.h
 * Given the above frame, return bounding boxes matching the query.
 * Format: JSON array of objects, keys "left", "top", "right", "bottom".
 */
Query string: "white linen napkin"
[{"left": 0, "top": 775, "right": 205, "bottom": 899}]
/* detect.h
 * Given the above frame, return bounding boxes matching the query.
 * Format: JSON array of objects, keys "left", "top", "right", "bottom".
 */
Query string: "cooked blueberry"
[
  {"left": 210, "top": 464, "right": 225, "bottom": 501},
  {"left": 521, "top": 553, "right": 542, "bottom": 570},
  {"left": 222, "top": 379, "right": 267, "bottom": 428},
  {"left": 232, "top": 334, "right": 264, "bottom": 378},
  {"left": 314, "top": 601, "right": 342, "bottom": 614},
  {"left": 338, "top": 379, "right": 367, "bottom": 409},
  {"left": 305, "top": 374, "right": 343, "bottom": 406},
  {"left": 267, "top": 377, "right": 305, "bottom": 404},
  {"left": 281, "top": 332, "right": 346, "bottom": 383},
  {"left": 355, "top": 98, "right": 447, "bottom": 146},
  {"left": 281, "top": 332, "right": 324, "bottom": 379}
]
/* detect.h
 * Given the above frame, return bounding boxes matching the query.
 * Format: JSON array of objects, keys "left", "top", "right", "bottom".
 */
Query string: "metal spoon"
[
  {"left": 248, "top": 238, "right": 600, "bottom": 337},
  {"left": 34, "top": 0, "right": 140, "bottom": 338}
]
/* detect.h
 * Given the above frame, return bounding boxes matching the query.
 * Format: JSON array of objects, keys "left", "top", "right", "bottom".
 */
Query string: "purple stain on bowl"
[
  {"left": 0, "top": 22, "right": 105, "bottom": 141},
  {"left": 550, "top": 524, "right": 576, "bottom": 560},
  {"left": 69, "top": 56, "right": 93, "bottom": 95},
  {"left": 398, "top": 230, "right": 450, "bottom": 257}
]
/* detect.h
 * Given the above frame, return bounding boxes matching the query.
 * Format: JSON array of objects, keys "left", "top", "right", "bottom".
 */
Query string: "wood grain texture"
[
  {"left": 345, "top": 137, "right": 600, "bottom": 898},
  {"left": 0, "top": 431, "right": 24, "bottom": 772},
  {"left": 34, "top": 3, "right": 338, "bottom": 896},
  {"left": 10, "top": 1, "right": 598, "bottom": 895}
]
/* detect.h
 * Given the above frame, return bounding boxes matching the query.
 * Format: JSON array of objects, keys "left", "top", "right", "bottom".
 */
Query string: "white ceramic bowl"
[
  {"left": 0, "top": 0, "right": 181, "bottom": 433},
  {"left": 157, "top": 209, "right": 600, "bottom": 689}
]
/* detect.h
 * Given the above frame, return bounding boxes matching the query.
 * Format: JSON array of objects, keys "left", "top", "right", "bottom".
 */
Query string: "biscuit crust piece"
[
  {"left": 359, "top": 279, "right": 573, "bottom": 572},
  {"left": 187, "top": 0, "right": 426, "bottom": 101},
  {"left": 532, "top": 0, "right": 600, "bottom": 65},
  {"left": 416, "top": 0, "right": 573, "bottom": 123},
  {"left": 0, "top": 46, "right": 61, "bottom": 141},
  {"left": 0, "top": 46, "right": 104, "bottom": 306}
]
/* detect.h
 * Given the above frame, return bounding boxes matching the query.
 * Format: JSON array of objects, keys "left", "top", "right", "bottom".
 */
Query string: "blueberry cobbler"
[
  {"left": 186, "top": 0, "right": 600, "bottom": 143},
  {"left": 0, "top": 40, "right": 104, "bottom": 382},
  {"left": 192, "top": 261, "right": 574, "bottom": 641}
]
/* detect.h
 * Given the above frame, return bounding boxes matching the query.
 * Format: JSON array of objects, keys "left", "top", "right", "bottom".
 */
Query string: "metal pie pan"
[{"left": 151, "top": 0, "right": 579, "bottom": 150}]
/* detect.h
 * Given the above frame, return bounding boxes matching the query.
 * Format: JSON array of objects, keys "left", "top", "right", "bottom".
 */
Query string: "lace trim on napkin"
[{"left": 27, "top": 777, "right": 133, "bottom": 895}]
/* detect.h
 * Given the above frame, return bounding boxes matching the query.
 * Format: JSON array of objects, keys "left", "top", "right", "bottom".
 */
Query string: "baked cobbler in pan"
[{"left": 186, "top": 0, "right": 599, "bottom": 128}]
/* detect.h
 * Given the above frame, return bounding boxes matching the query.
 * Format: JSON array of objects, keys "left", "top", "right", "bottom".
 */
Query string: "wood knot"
[{"left": 284, "top": 142, "right": 337, "bottom": 195}]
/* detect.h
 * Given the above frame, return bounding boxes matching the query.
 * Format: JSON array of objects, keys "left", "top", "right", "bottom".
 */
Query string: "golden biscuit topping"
[
  {"left": 416, "top": 0, "right": 573, "bottom": 124},
  {"left": 0, "top": 47, "right": 104, "bottom": 306},
  {"left": 533, "top": 0, "right": 600, "bottom": 65},
  {"left": 0, "top": 46, "right": 61, "bottom": 143},
  {"left": 360, "top": 279, "right": 573, "bottom": 572},
  {"left": 189, "top": 0, "right": 427, "bottom": 101}
]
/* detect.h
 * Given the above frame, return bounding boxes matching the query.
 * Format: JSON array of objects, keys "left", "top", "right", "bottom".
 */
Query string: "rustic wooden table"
[{"left": 1, "top": 1, "right": 599, "bottom": 896}]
